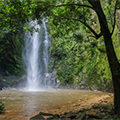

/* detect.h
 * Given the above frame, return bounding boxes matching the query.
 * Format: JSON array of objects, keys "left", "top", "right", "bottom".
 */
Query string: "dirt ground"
[{"left": 31, "top": 93, "right": 114, "bottom": 120}]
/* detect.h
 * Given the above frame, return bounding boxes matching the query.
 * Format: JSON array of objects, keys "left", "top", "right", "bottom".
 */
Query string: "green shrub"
[{"left": 0, "top": 102, "right": 5, "bottom": 113}]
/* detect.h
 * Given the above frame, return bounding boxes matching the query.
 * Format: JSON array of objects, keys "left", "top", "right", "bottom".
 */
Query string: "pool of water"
[{"left": 0, "top": 89, "right": 101, "bottom": 120}]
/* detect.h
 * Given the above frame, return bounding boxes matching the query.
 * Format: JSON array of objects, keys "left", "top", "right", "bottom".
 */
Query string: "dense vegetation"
[
  {"left": 48, "top": 12, "right": 120, "bottom": 92},
  {"left": 0, "top": 24, "right": 24, "bottom": 75},
  {"left": 47, "top": 3, "right": 120, "bottom": 92},
  {"left": 1, "top": 0, "right": 120, "bottom": 117}
]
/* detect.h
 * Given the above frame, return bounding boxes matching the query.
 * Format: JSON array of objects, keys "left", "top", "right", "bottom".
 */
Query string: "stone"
[
  {"left": 84, "top": 98, "right": 88, "bottom": 100},
  {"left": 30, "top": 114, "right": 45, "bottom": 120}
]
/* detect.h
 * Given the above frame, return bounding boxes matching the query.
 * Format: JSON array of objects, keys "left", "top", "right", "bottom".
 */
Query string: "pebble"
[
  {"left": 103, "top": 112, "right": 105, "bottom": 115},
  {"left": 85, "top": 98, "right": 88, "bottom": 100},
  {"left": 97, "top": 111, "right": 101, "bottom": 113}
]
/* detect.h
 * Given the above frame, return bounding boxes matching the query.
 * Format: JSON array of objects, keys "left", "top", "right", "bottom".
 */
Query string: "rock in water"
[{"left": 30, "top": 114, "right": 45, "bottom": 120}]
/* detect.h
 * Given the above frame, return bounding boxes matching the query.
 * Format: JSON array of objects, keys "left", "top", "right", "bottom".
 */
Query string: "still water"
[{"left": 0, "top": 89, "right": 101, "bottom": 120}]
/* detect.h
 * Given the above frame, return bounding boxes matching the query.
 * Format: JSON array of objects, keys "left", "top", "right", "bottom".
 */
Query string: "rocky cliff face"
[
  {"left": 47, "top": 69, "right": 60, "bottom": 88},
  {"left": 0, "top": 72, "right": 22, "bottom": 90}
]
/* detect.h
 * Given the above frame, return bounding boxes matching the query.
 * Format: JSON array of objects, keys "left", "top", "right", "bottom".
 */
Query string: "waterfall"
[
  {"left": 43, "top": 19, "right": 49, "bottom": 87},
  {"left": 22, "top": 20, "right": 50, "bottom": 91}
]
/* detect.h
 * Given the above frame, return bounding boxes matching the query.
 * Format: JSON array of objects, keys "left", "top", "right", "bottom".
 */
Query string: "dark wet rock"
[
  {"left": 30, "top": 108, "right": 114, "bottom": 120},
  {"left": 0, "top": 77, "right": 5, "bottom": 90},
  {"left": 30, "top": 112, "right": 61, "bottom": 120},
  {"left": 40, "top": 112, "right": 56, "bottom": 116},
  {"left": 40, "top": 112, "right": 61, "bottom": 120},
  {"left": 0, "top": 83, "right": 3, "bottom": 90},
  {"left": 30, "top": 114, "right": 45, "bottom": 120},
  {"left": 0, "top": 74, "right": 23, "bottom": 90},
  {"left": 85, "top": 114, "right": 102, "bottom": 119},
  {"left": 47, "top": 115, "right": 60, "bottom": 120},
  {"left": 46, "top": 69, "right": 60, "bottom": 88},
  {"left": 31, "top": 112, "right": 86, "bottom": 120}
]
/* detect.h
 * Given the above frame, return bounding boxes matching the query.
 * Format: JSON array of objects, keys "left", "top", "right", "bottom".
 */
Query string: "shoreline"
[{"left": 30, "top": 92, "right": 114, "bottom": 120}]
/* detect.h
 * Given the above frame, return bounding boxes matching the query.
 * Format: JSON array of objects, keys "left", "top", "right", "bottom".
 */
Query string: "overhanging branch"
[
  {"left": 35, "top": 1, "right": 102, "bottom": 39},
  {"left": 50, "top": 14, "right": 102, "bottom": 39},
  {"left": 111, "top": 0, "right": 118, "bottom": 36},
  {"left": 35, "top": 1, "right": 93, "bottom": 9},
  {"left": 53, "top": 4, "right": 93, "bottom": 9}
]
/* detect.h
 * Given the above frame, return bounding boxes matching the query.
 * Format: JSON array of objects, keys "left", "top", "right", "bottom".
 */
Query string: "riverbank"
[{"left": 30, "top": 92, "right": 115, "bottom": 120}]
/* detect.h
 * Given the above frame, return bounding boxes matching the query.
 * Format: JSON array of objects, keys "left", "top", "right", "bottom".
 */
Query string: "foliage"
[
  {"left": 0, "top": 23, "right": 24, "bottom": 75},
  {"left": 0, "top": 102, "right": 5, "bottom": 113},
  {"left": 0, "top": 0, "right": 120, "bottom": 91},
  {"left": 48, "top": 0, "right": 120, "bottom": 92},
  {"left": 49, "top": 22, "right": 86, "bottom": 84}
]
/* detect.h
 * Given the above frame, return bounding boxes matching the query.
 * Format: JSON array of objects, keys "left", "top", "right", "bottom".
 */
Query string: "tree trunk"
[
  {"left": 103, "top": 32, "right": 120, "bottom": 116},
  {"left": 88, "top": 0, "right": 120, "bottom": 116}
]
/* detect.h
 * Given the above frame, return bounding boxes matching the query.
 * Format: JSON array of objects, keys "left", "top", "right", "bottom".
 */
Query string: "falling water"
[
  {"left": 43, "top": 19, "right": 50, "bottom": 87},
  {"left": 22, "top": 20, "right": 50, "bottom": 91}
]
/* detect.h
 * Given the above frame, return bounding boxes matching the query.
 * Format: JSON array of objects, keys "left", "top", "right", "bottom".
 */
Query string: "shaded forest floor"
[{"left": 31, "top": 93, "right": 118, "bottom": 120}]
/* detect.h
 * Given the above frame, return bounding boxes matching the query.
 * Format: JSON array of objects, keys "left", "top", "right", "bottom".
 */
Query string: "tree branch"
[
  {"left": 50, "top": 14, "right": 102, "bottom": 39},
  {"left": 53, "top": 4, "right": 93, "bottom": 9},
  {"left": 111, "top": 0, "right": 118, "bottom": 36},
  {"left": 35, "top": 1, "right": 93, "bottom": 9},
  {"left": 35, "top": 1, "right": 102, "bottom": 39}
]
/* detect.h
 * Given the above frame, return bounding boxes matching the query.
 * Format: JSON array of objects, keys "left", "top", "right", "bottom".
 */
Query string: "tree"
[
  {"left": 41, "top": 0, "right": 120, "bottom": 116},
  {"left": 87, "top": 1, "right": 120, "bottom": 116}
]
